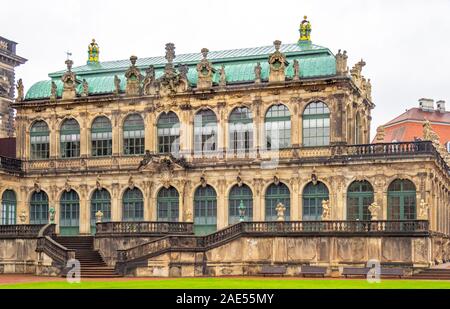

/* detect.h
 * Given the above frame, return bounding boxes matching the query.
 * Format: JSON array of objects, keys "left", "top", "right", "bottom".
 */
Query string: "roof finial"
[
  {"left": 165, "top": 43, "right": 176, "bottom": 64},
  {"left": 87, "top": 39, "right": 99, "bottom": 65},
  {"left": 299, "top": 16, "right": 312, "bottom": 43}
]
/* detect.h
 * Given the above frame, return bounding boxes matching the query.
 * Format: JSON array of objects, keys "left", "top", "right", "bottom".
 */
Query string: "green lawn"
[{"left": 1, "top": 278, "right": 449, "bottom": 289}]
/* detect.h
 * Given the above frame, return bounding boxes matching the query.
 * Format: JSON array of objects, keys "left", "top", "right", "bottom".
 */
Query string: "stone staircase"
[
  {"left": 411, "top": 265, "right": 450, "bottom": 280},
  {"left": 54, "top": 236, "right": 122, "bottom": 278}
]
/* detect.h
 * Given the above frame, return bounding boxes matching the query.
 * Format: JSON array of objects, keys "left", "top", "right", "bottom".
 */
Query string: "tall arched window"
[
  {"left": 157, "top": 112, "right": 180, "bottom": 154},
  {"left": 90, "top": 189, "right": 111, "bottom": 233},
  {"left": 91, "top": 116, "right": 112, "bottom": 157},
  {"left": 60, "top": 190, "right": 80, "bottom": 235},
  {"left": 60, "top": 119, "right": 80, "bottom": 158},
  {"left": 194, "top": 109, "right": 217, "bottom": 154},
  {"left": 194, "top": 185, "right": 217, "bottom": 235},
  {"left": 228, "top": 184, "right": 253, "bottom": 224},
  {"left": 302, "top": 101, "right": 330, "bottom": 147},
  {"left": 265, "top": 183, "right": 291, "bottom": 221},
  {"left": 30, "top": 191, "right": 49, "bottom": 224},
  {"left": 229, "top": 107, "right": 253, "bottom": 153},
  {"left": 265, "top": 104, "right": 291, "bottom": 150},
  {"left": 347, "top": 181, "right": 374, "bottom": 220},
  {"left": 388, "top": 179, "right": 417, "bottom": 220},
  {"left": 157, "top": 186, "right": 179, "bottom": 222},
  {"left": 1, "top": 190, "right": 16, "bottom": 225},
  {"left": 123, "top": 114, "right": 145, "bottom": 155},
  {"left": 30, "top": 121, "right": 50, "bottom": 159},
  {"left": 122, "top": 188, "right": 144, "bottom": 221},
  {"left": 303, "top": 182, "right": 329, "bottom": 221}
]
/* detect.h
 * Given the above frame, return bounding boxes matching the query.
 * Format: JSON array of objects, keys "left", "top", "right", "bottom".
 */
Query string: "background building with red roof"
[{"left": 374, "top": 98, "right": 450, "bottom": 152}]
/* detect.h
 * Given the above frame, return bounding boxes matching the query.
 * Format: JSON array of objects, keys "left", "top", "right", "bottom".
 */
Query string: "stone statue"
[
  {"left": 196, "top": 48, "right": 215, "bottom": 90},
  {"left": 254, "top": 62, "right": 262, "bottom": 84},
  {"left": 49, "top": 206, "right": 55, "bottom": 224},
  {"left": 321, "top": 200, "right": 331, "bottom": 220},
  {"left": 61, "top": 59, "right": 77, "bottom": 100},
  {"left": 81, "top": 79, "right": 89, "bottom": 97},
  {"left": 184, "top": 208, "right": 193, "bottom": 222},
  {"left": 375, "top": 126, "right": 385, "bottom": 143},
  {"left": 336, "top": 49, "right": 348, "bottom": 75},
  {"left": 114, "top": 75, "right": 121, "bottom": 95},
  {"left": 219, "top": 64, "right": 227, "bottom": 88},
  {"left": 423, "top": 120, "right": 440, "bottom": 143},
  {"left": 366, "top": 78, "right": 372, "bottom": 100},
  {"left": 293, "top": 60, "right": 300, "bottom": 81},
  {"left": 368, "top": 202, "right": 381, "bottom": 220},
  {"left": 275, "top": 202, "right": 286, "bottom": 222},
  {"left": 418, "top": 199, "right": 429, "bottom": 220},
  {"left": 16, "top": 78, "right": 24, "bottom": 101},
  {"left": 50, "top": 81, "right": 57, "bottom": 100},
  {"left": 95, "top": 210, "right": 104, "bottom": 223}
]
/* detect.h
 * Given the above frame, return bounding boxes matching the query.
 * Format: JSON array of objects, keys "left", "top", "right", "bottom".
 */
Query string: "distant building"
[
  {"left": 0, "top": 36, "right": 27, "bottom": 138},
  {"left": 375, "top": 98, "right": 450, "bottom": 151}
]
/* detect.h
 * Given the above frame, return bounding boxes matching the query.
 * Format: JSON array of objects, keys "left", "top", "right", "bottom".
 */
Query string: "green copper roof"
[{"left": 25, "top": 42, "right": 337, "bottom": 100}]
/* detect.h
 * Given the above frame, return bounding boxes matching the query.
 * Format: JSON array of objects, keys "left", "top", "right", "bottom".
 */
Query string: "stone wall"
[
  {"left": 0, "top": 238, "right": 38, "bottom": 274},
  {"left": 129, "top": 235, "right": 439, "bottom": 277}
]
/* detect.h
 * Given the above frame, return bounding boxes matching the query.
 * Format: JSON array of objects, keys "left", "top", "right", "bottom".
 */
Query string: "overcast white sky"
[{"left": 2, "top": 0, "right": 450, "bottom": 138}]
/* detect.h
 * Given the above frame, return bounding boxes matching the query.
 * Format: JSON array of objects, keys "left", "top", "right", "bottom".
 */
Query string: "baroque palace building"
[{"left": 0, "top": 18, "right": 449, "bottom": 277}]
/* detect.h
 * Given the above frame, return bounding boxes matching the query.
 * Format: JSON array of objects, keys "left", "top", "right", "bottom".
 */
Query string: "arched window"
[
  {"left": 157, "top": 112, "right": 180, "bottom": 154},
  {"left": 60, "top": 119, "right": 80, "bottom": 158},
  {"left": 303, "top": 182, "right": 329, "bottom": 221},
  {"left": 194, "top": 109, "right": 217, "bottom": 154},
  {"left": 229, "top": 107, "right": 253, "bottom": 153},
  {"left": 30, "top": 191, "right": 49, "bottom": 224},
  {"left": 265, "top": 104, "right": 291, "bottom": 150},
  {"left": 194, "top": 185, "right": 217, "bottom": 235},
  {"left": 157, "top": 186, "right": 179, "bottom": 222},
  {"left": 228, "top": 184, "right": 253, "bottom": 224},
  {"left": 1, "top": 190, "right": 16, "bottom": 225},
  {"left": 90, "top": 189, "right": 111, "bottom": 233},
  {"left": 302, "top": 101, "right": 330, "bottom": 147},
  {"left": 123, "top": 114, "right": 145, "bottom": 155},
  {"left": 265, "top": 183, "right": 291, "bottom": 221},
  {"left": 60, "top": 190, "right": 80, "bottom": 235},
  {"left": 122, "top": 188, "right": 144, "bottom": 221},
  {"left": 30, "top": 121, "right": 49, "bottom": 159},
  {"left": 91, "top": 116, "right": 112, "bottom": 157},
  {"left": 347, "top": 181, "right": 374, "bottom": 220},
  {"left": 388, "top": 180, "right": 416, "bottom": 220}
]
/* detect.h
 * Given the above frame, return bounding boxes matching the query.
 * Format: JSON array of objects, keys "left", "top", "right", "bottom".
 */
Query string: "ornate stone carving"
[
  {"left": 158, "top": 43, "right": 189, "bottom": 96},
  {"left": 64, "top": 177, "right": 71, "bottom": 192},
  {"left": 95, "top": 210, "right": 104, "bottom": 223},
  {"left": 236, "top": 171, "right": 243, "bottom": 187},
  {"left": 368, "top": 202, "right": 381, "bottom": 220},
  {"left": 273, "top": 175, "right": 280, "bottom": 186},
  {"left": 184, "top": 208, "right": 193, "bottom": 222},
  {"left": 196, "top": 48, "right": 216, "bottom": 90},
  {"left": 96, "top": 175, "right": 102, "bottom": 190},
  {"left": 375, "top": 126, "right": 385, "bottom": 143},
  {"left": 200, "top": 170, "right": 207, "bottom": 187},
  {"left": 276, "top": 202, "right": 286, "bottom": 221},
  {"left": 292, "top": 60, "right": 300, "bottom": 81},
  {"left": 350, "top": 59, "right": 366, "bottom": 90},
  {"left": 16, "top": 78, "right": 24, "bottom": 102},
  {"left": 81, "top": 79, "right": 89, "bottom": 97},
  {"left": 254, "top": 62, "right": 262, "bottom": 84},
  {"left": 125, "top": 56, "right": 142, "bottom": 96},
  {"left": 34, "top": 178, "right": 41, "bottom": 193},
  {"left": 321, "top": 200, "right": 331, "bottom": 220},
  {"left": 128, "top": 175, "right": 135, "bottom": 190},
  {"left": 142, "top": 65, "right": 158, "bottom": 95},
  {"left": 61, "top": 59, "right": 77, "bottom": 100},
  {"left": 418, "top": 199, "right": 429, "bottom": 220},
  {"left": 268, "top": 40, "right": 288, "bottom": 83},
  {"left": 336, "top": 50, "right": 348, "bottom": 75}
]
